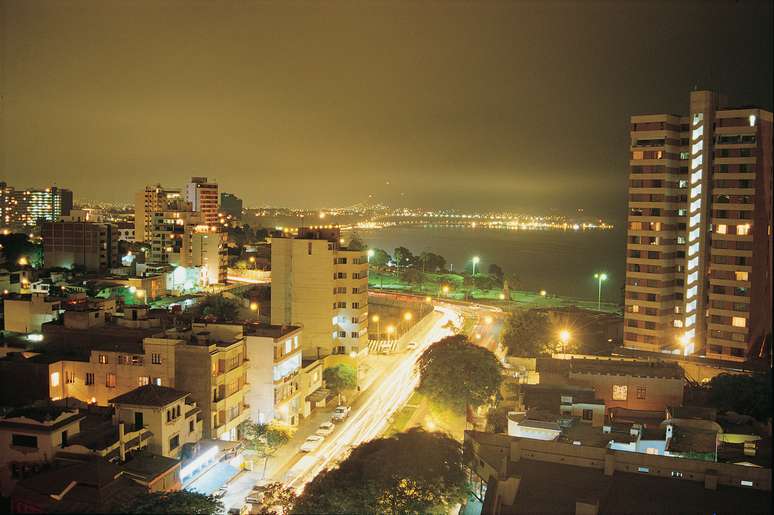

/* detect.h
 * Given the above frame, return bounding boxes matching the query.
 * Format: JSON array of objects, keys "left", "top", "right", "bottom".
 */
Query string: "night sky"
[{"left": 1, "top": 0, "right": 772, "bottom": 221}]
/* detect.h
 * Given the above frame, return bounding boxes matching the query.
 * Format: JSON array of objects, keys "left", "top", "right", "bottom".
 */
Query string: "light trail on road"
[{"left": 286, "top": 304, "right": 459, "bottom": 490}]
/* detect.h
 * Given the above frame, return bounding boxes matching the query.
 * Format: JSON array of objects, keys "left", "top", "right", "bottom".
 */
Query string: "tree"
[
  {"left": 324, "top": 364, "right": 357, "bottom": 402},
  {"left": 419, "top": 252, "right": 446, "bottom": 273},
  {"left": 369, "top": 248, "right": 391, "bottom": 268},
  {"left": 347, "top": 234, "right": 365, "bottom": 250},
  {"left": 487, "top": 263, "right": 504, "bottom": 284},
  {"left": 473, "top": 274, "right": 499, "bottom": 291},
  {"left": 119, "top": 491, "right": 223, "bottom": 514},
  {"left": 400, "top": 268, "right": 424, "bottom": 287},
  {"left": 190, "top": 294, "right": 240, "bottom": 322},
  {"left": 393, "top": 246, "right": 415, "bottom": 267},
  {"left": 244, "top": 422, "right": 292, "bottom": 479},
  {"left": 417, "top": 334, "right": 502, "bottom": 412},
  {"left": 294, "top": 429, "right": 467, "bottom": 514},
  {"left": 254, "top": 482, "right": 297, "bottom": 515},
  {"left": 502, "top": 309, "right": 554, "bottom": 357},
  {"left": 708, "top": 372, "right": 772, "bottom": 422},
  {"left": 0, "top": 233, "right": 43, "bottom": 269}
]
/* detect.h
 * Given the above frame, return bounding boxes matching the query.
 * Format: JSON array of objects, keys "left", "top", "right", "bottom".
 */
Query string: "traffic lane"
[{"left": 286, "top": 306, "right": 458, "bottom": 490}]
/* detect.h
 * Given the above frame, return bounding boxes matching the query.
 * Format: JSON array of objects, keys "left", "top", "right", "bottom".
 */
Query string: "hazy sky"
[{"left": 1, "top": 0, "right": 772, "bottom": 220}]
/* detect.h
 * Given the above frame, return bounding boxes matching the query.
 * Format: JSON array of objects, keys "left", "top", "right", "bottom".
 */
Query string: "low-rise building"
[
  {"left": 110, "top": 385, "right": 203, "bottom": 459},
  {"left": 2, "top": 293, "right": 62, "bottom": 333},
  {"left": 464, "top": 430, "right": 770, "bottom": 515},
  {"left": 0, "top": 404, "right": 151, "bottom": 496},
  {"left": 243, "top": 323, "right": 303, "bottom": 426}
]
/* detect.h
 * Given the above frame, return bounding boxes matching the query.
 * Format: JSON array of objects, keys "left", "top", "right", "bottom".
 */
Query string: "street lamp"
[
  {"left": 425, "top": 296, "right": 432, "bottom": 303},
  {"left": 367, "top": 249, "right": 375, "bottom": 263},
  {"left": 403, "top": 312, "right": 412, "bottom": 322},
  {"left": 484, "top": 315, "right": 493, "bottom": 325},
  {"left": 679, "top": 333, "right": 692, "bottom": 356},
  {"left": 540, "top": 290, "right": 547, "bottom": 297},
  {"left": 386, "top": 325, "right": 395, "bottom": 343},
  {"left": 472, "top": 256, "right": 480, "bottom": 276},
  {"left": 559, "top": 329, "right": 571, "bottom": 354},
  {"left": 372, "top": 314, "right": 381, "bottom": 339},
  {"left": 593, "top": 273, "right": 608, "bottom": 311}
]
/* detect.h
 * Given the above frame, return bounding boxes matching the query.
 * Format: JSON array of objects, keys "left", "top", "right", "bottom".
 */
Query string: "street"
[{"left": 219, "top": 299, "right": 506, "bottom": 510}]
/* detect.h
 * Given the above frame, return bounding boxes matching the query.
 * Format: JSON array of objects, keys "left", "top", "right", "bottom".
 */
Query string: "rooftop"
[
  {"left": 244, "top": 322, "right": 301, "bottom": 339},
  {"left": 120, "top": 451, "right": 180, "bottom": 480},
  {"left": 569, "top": 358, "right": 684, "bottom": 379},
  {"left": 109, "top": 384, "right": 189, "bottom": 407}
]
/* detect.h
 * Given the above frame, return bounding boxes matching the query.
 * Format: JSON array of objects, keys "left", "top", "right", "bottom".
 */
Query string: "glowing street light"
[
  {"left": 484, "top": 315, "right": 493, "bottom": 325},
  {"left": 679, "top": 333, "right": 692, "bottom": 356},
  {"left": 441, "top": 285, "right": 450, "bottom": 298},
  {"left": 367, "top": 249, "right": 375, "bottom": 263},
  {"left": 498, "top": 293, "right": 506, "bottom": 300},
  {"left": 249, "top": 302, "right": 258, "bottom": 312},
  {"left": 559, "top": 329, "right": 571, "bottom": 354},
  {"left": 386, "top": 325, "right": 395, "bottom": 342},
  {"left": 425, "top": 296, "right": 432, "bottom": 303},
  {"left": 472, "top": 256, "right": 480, "bottom": 276},
  {"left": 18, "top": 256, "right": 28, "bottom": 266},
  {"left": 594, "top": 273, "right": 608, "bottom": 311},
  {"left": 403, "top": 312, "right": 413, "bottom": 322},
  {"left": 372, "top": 314, "right": 381, "bottom": 338}
]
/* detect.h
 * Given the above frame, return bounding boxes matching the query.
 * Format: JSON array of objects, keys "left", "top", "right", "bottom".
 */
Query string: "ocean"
[{"left": 349, "top": 225, "right": 626, "bottom": 303}]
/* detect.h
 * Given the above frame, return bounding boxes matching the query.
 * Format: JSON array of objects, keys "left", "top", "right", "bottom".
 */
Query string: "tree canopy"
[
  {"left": 369, "top": 248, "right": 391, "bottom": 267},
  {"left": 324, "top": 364, "right": 357, "bottom": 394},
  {"left": 502, "top": 309, "right": 554, "bottom": 357},
  {"left": 253, "top": 482, "right": 297, "bottom": 515},
  {"left": 708, "top": 372, "right": 772, "bottom": 422},
  {"left": 0, "top": 233, "right": 43, "bottom": 269},
  {"left": 189, "top": 294, "right": 241, "bottom": 322},
  {"left": 119, "top": 491, "right": 223, "bottom": 514},
  {"left": 294, "top": 428, "right": 467, "bottom": 514},
  {"left": 393, "top": 246, "right": 415, "bottom": 267},
  {"left": 417, "top": 334, "right": 502, "bottom": 411},
  {"left": 244, "top": 422, "right": 292, "bottom": 478}
]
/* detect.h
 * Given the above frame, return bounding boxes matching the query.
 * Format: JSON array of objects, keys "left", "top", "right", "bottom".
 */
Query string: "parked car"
[
  {"left": 300, "top": 435, "right": 325, "bottom": 452},
  {"left": 332, "top": 405, "right": 351, "bottom": 422},
  {"left": 406, "top": 341, "right": 417, "bottom": 350},
  {"left": 316, "top": 421, "right": 335, "bottom": 436}
]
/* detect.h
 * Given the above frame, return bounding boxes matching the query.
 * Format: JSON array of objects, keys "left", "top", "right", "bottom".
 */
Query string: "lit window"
[
  {"left": 732, "top": 317, "right": 746, "bottom": 328},
  {"left": 612, "top": 385, "right": 628, "bottom": 401},
  {"left": 631, "top": 305, "right": 640, "bottom": 313},
  {"left": 632, "top": 151, "right": 644, "bottom": 160},
  {"left": 716, "top": 224, "right": 727, "bottom": 234},
  {"left": 51, "top": 372, "right": 60, "bottom": 387},
  {"left": 735, "top": 271, "right": 749, "bottom": 281},
  {"left": 736, "top": 224, "right": 751, "bottom": 236}
]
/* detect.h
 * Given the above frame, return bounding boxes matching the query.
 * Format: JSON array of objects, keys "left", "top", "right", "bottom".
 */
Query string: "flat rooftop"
[
  {"left": 244, "top": 323, "right": 301, "bottom": 339},
  {"left": 570, "top": 358, "right": 684, "bottom": 379}
]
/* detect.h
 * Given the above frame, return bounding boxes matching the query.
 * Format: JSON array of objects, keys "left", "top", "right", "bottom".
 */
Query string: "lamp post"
[
  {"left": 403, "top": 312, "right": 412, "bottom": 335},
  {"left": 472, "top": 256, "right": 480, "bottom": 276},
  {"left": 441, "top": 285, "right": 449, "bottom": 299},
  {"left": 593, "top": 273, "right": 608, "bottom": 311},
  {"left": 386, "top": 325, "right": 395, "bottom": 345},
  {"left": 367, "top": 249, "right": 374, "bottom": 264}
]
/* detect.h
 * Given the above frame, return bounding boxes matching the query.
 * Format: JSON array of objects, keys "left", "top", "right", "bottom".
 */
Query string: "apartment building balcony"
[
  {"left": 707, "top": 307, "right": 751, "bottom": 319},
  {"left": 713, "top": 156, "right": 757, "bottom": 165},
  {"left": 708, "top": 322, "right": 749, "bottom": 335},
  {"left": 709, "top": 278, "right": 751, "bottom": 288},
  {"left": 212, "top": 386, "right": 247, "bottom": 406}
]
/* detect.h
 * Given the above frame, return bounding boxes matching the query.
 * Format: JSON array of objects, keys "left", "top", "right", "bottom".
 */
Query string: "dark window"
[
  {"left": 636, "top": 387, "right": 647, "bottom": 400},
  {"left": 12, "top": 434, "right": 38, "bottom": 448},
  {"left": 189, "top": 420, "right": 195, "bottom": 433},
  {"left": 582, "top": 409, "right": 593, "bottom": 421},
  {"left": 169, "top": 434, "right": 180, "bottom": 450}
]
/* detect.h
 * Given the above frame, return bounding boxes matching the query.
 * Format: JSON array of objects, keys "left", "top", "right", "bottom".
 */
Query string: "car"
[
  {"left": 316, "top": 421, "right": 335, "bottom": 436},
  {"left": 406, "top": 341, "right": 417, "bottom": 350},
  {"left": 300, "top": 435, "right": 325, "bottom": 452},
  {"left": 332, "top": 405, "right": 351, "bottom": 422}
]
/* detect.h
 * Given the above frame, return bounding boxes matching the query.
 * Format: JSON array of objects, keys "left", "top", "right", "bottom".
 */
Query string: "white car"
[
  {"left": 316, "top": 421, "right": 335, "bottom": 436},
  {"left": 332, "top": 405, "right": 351, "bottom": 422},
  {"left": 300, "top": 435, "right": 325, "bottom": 452}
]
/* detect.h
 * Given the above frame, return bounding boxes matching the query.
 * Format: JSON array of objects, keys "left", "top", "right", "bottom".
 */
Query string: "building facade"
[
  {"left": 271, "top": 227, "right": 369, "bottom": 359},
  {"left": 220, "top": 192, "right": 243, "bottom": 219},
  {"left": 134, "top": 184, "right": 186, "bottom": 243},
  {"left": 42, "top": 221, "right": 119, "bottom": 272},
  {"left": 624, "top": 91, "right": 772, "bottom": 361},
  {"left": 186, "top": 177, "right": 219, "bottom": 226},
  {"left": 0, "top": 183, "right": 72, "bottom": 230},
  {"left": 244, "top": 324, "right": 303, "bottom": 426}
]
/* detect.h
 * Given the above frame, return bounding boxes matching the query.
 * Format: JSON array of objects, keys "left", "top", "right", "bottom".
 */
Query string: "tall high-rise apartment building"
[
  {"left": 133, "top": 184, "right": 186, "bottom": 242},
  {"left": 186, "top": 177, "right": 219, "bottom": 226},
  {"left": 271, "top": 227, "right": 369, "bottom": 360},
  {"left": 624, "top": 90, "right": 772, "bottom": 362},
  {"left": 0, "top": 183, "right": 72, "bottom": 229}
]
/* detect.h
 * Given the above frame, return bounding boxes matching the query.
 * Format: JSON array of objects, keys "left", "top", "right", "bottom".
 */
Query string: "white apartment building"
[{"left": 271, "top": 227, "right": 369, "bottom": 360}]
